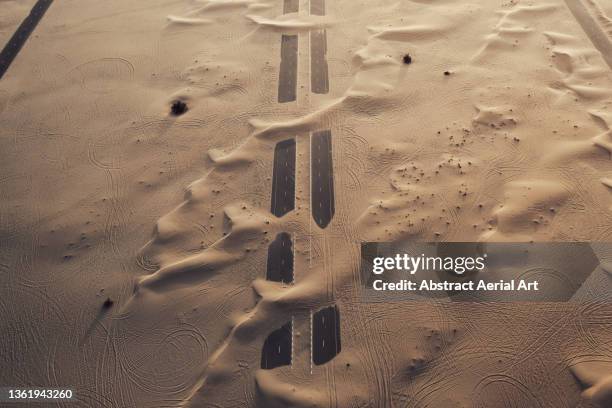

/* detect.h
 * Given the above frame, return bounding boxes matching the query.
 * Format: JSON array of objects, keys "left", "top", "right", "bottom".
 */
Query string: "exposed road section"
[
  {"left": 278, "top": 35, "right": 298, "bottom": 103},
  {"left": 271, "top": 138, "right": 296, "bottom": 217},
  {"left": 310, "top": 0, "right": 326, "bottom": 16},
  {"left": 261, "top": 321, "right": 293, "bottom": 369},
  {"left": 564, "top": 0, "right": 612, "bottom": 70},
  {"left": 0, "top": 0, "right": 54, "bottom": 80},
  {"left": 261, "top": 4, "right": 301, "bottom": 370},
  {"left": 312, "top": 305, "right": 341, "bottom": 366},
  {"left": 266, "top": 232, "right": 294, "bottom": 283},
  {"left": 310, "top": 30, "right": 329, "bottom": 94},
  {"left": 310, "top": 0, "right": 329, "bottom": 94},
  {"left": 283, "top": 0, "right": 299, "bottom": 14},
  {"left": 311, "top": 130, "right": 335, "bottom": 229},
  {"left": 262, "top": 0, "right": 341, "bottom": 375}
]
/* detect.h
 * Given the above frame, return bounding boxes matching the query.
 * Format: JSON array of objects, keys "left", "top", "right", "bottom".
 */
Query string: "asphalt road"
[
  {"left": 0, "top": 0, "right": 54, "bottom": 80},
  {"left": 266, "top": 232, "right": 294, "bottom": 283},
  {"left": 283, "top": 0, "right": 299, "bottom": 14},
  {"left": 271, "top": 138, "right": 296, "bottom": 217},
  {"left": 261, "top": 321, "right": 293, "bottom": 369},
  {"left": 310, "top": 0, "right": 329, "bottom": 94},
  {"left": 278, "top": 35, "right": 298, "bottom": 103},
  {"left": 311, "top": 130, "right": 335, "bottom": 229},
  {"left": 312, "top": 305, "right": 341, "bottom": 366}
]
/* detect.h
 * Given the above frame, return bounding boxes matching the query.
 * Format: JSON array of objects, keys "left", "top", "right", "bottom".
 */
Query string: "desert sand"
[{"left": 1, "top": 0, "right": 612, "bottom": 406}]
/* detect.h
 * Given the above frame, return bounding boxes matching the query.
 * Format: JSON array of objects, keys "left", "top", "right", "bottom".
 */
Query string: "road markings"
[
  {"left": 310, "top": 0, "right": 329, "bottom": 94},
  {"left": 312, "top": 305, "right": 341, "bottom": 366},
  {"left": 266, "top": 232, "right": 294, "bottom": 283},
  {"left": 311, "top": 130, "right": 335, "bottom": 229},
  {"left": 271, "top": 139, "right": 296, "bottom": 217},
  {"left": 278, "top": 35, "right": 299, "bottom": 103},
  {"left": 310, "top": 29, "right": 329, "bottom": 94},
  {"left": 261, "top": 321, "right": 293, "bottom": 369},
  {"left": 262, "top": 1, "right": 340, "bottom": 376}
]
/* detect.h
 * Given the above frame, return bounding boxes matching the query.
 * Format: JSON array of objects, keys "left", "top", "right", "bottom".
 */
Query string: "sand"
[
  {"left": 0, "top": 0, "right": 38, "bottom": 46},
  {"left": 1, "top": 0, "right": 612, "bottom": 406}
]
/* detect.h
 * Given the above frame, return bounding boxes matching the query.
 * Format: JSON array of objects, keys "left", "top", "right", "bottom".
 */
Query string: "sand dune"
[
  {"left": 247, "top": 14, "right": 333, "bottom": 31},
  {"left": 167, "top": 15, "right": 213, "bottom": 26}
]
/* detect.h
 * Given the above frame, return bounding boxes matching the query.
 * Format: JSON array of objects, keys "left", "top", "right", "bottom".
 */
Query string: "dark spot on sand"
[
  {"left": 444, "top": 71, "right": 451, "bottom": 76},
  {"left": 403, "top": 54, "right": 412, "bottom": 64},
  {"left": 170, "top": 100, "right": 188, "bottom": 116},
  {"left": 102, "top": 297, "right": 114, "bottom": 309}
]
